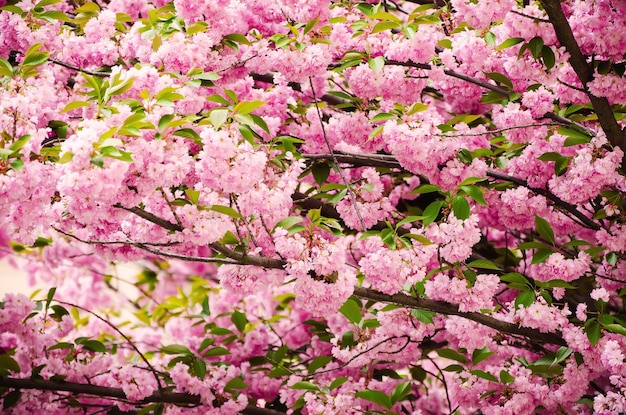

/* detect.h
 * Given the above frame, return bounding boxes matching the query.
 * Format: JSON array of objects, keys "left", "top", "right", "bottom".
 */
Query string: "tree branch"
[
  {"left": 485, "top": 170, "right": 601, "bottom": 231},
  {"left": 385, "top": 59, "right": 511, "bottom": 96},
  {"left": 113, "top": 194, "right": 570, "bottom": 347},
  {"left": 539, "top": 0, "right": 626, "bottom": 160},
  {"left": 352, "top": 287, "right": 567, "bottom": 346},
  {"left": 0, "top": 377, "right": 285, "bottom": 415},
  {"left": 303, "top": 153, "right": 602, "bottom": 231}
]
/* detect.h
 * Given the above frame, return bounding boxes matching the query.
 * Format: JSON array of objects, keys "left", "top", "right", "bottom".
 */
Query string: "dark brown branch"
[
  {"left": 209, "top": 242, "right": 285, "bottom": 269},
  {"left": 539, "top": 0, "right": 626, "bottom": 160},
  {"left": 0, "top": 377, "right": 285, "bottom": 415},
  {"left": 48, "top": 57, "right": 111, "bottom": 77},
  {"left": 385, "top": 59, "right": 511, "bottom": 96},
  {"left": 113, "top": 197, "right": 570, "bottom": 347},
  {"left": 113, "top": 204, "right": 184, "bottom": 232},
  {"left": 352, "top": 287, "right": 567, "bottom": 346},
  {"left": 485, "top": 170, "right": 601, "bottom": 231},
  {"left": 302, "top": 153, "right": 602, "bottom": 231}
]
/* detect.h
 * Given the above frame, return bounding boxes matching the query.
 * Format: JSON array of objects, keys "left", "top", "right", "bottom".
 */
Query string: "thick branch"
[
  {"left": 539, "top": 0, "right": 625, "bottom": 158},
  {"left": 113, "top": 204, "right": 183, "bottom": 232},
  {"left": 0, "top": 377, "right": 284, "bottom": 415},
  {"left": 115, "top": 193, "right": 569, "bottom": 347},
  {"left": 353, "top": 287, "right": 567, "bottom": 346}
]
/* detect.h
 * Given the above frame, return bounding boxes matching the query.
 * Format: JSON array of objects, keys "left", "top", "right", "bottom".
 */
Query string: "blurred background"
[{"left": 0, "top": 259, "right": 30, "bottom": 296}]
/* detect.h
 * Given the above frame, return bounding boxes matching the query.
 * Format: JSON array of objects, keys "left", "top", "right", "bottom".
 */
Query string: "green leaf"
[
  {"left": 193, "top": 358, "right": 206, "bottom": 379},
  {"left": 208, "top": 205, "right": 241, "bottom": 219},
  {"left": 390, "top": 382, "right": 412, "bottom": 404},
  {"left": 443, "top": 364, "right": 464, "bottom": 373},
  {"left": 452, "top": 196, "right": 470, "bottom": 220},
  {"left": 460, "top": 185, "right": 487, "bottom": 206},
  {"left": 396, "top": 216, "right": 424, "bottom": 229},
  {"left": 76, "top": 339, "right": 106, "bottom": 353},
  {"left": 586, "top": 320, "right": 601, "bottom": 345},
  {"left": 312, "top": 163, "right": 330, "bottom": 185},
  {"left": 437, "top": 348, "right": 467, "bottom": 364},
  {"left": 499, "top": 370, "right": 515, "bottom": 384},
  {"left": 528, "top": 36, "right": 544, "bottom": 59},
  {"left": 560, "top": 126, "right": 592, "bottom": 146},
  {"left": 484, "top": 31, "right": 496, "bottom": 46},
  {"left": 339, "top": 298, "right": 362, "bottom": 325},
  {"left": 472, "top": 347, "right": 494, "bottom": 365},
  {"left": 355, "top": 389, "right": 392, "bottom": 409},
  {"left": 292, "top": 381, "right": 320, "bottom": 391},
  {"left": 47, "top": 342, "right": 74, "bottom": 351},
  {"left": 232, "top": 100, "right": 265, "bottom": 114},
  {"left": 515, "top": 290, "right": 536, "bottom": 309},
  {"left": 224, "top": 377, "right": 247, "bottom": 391},
  {"left": 368, "top": 56, "right": 385, "bottom": 73},
  {"left": 0, "top": 354, "right": 21, "bottom": 376},
  {"left": 209, "top": 108, "right": 229, "bottom": 129},
  {"left": 274, "top": 216, "right": 303, "bottom": 231},
  {"left": 554, "top": 346, "right": 573, "bottom": 364},
  {"left": 329, "top": 376, "right": 349, "bottom": 390},
  {"left": 542, "top": 45, "right": 555, "bottom": 70},
  {"left": 0, "top": 58, "right": 14, "bottom": 77},
  {"left": 411, "top": 309, "right": 436, "bottom": 324},
  {"left": 60, "top": 100, "right": 91, "bottom": 113},
  {"left": 470, "top": 369, "right": 499, "bottom": 382},
  {"left": 604, "top": 323, "right": 626, "bottom": 337},
  {"left": 268, "top": 366, "right": 292, "bottom": 378},
  {"left": 535, "top": 215, "right": 555, "bottom": 245},
  {"left": 10, "top": 158, "right": 24, "bottom": 171},
  {"left": 308, "top": 355, "right": 332, "bottom": 374},
  {"left": 371, "top": 20, "right": 401, "bottom": 34},
  {"left": 411, "top": 184, "right": 441, "bottom": 194},
  {"left": 371, "top": 112, "right": 396, "bottom": 122},
  {"left": 484, "top": 72, "right": 513, "bottom": 89},
  {"left": 202, "top": 346, "right": 230, "bottom": 357},
  {"left": 9, "top": 134, "right": 30, "bottom": 152},
  {"left": 231, "top": 310, "right": 248, "bottom": 332},
  {"left": 531, "top": 248, "right": 554, "bottom": 264},
  {"left": 161, "top": 344, "right": 192, "bottom": 355},
  {"left": 422, "top": 201, "right": 443, "bottom": 227},
  {"left": 22, "top": 43, "right": 50, "bottom": 66},
  {"left": 467, "top": 259, "right": 501, "bottom": 270},
  {"left": 496, "top": 37, "right": 524, "bottom": 51},
  {"left": 2, "top": 390, "right": 21, "bottom": 410}
]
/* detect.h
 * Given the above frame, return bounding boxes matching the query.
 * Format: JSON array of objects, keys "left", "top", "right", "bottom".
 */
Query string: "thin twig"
[
  {"left": 308, "top": 77, "right": 367, "bottom": 231},
  {"left": 53, "top": 300, "right": 165, "bottom": 392},
  {"left": 48, "top": 57, "right": 111, "bottom": 77}
]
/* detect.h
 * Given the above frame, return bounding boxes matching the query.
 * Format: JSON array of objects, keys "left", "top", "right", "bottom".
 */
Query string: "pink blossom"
[{"left": 591, "top": 287, "right": 610, "bottom": 302}]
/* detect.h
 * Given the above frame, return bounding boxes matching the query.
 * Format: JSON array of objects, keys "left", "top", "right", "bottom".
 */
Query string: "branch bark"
[
  {"left": 303, "top": 153, "right": 602, "bottom": 231},
  {"left": 539, "top": 0, "right": 626, "bottom": 161},
  {"left": 0, "top": 377, "right": 285, "bottom": 415},
  {"left": 114, "top": 190, "right": 570, "bottom": 347},
  {"left": 352, "top": 287, "right": 567, "bottom": 347}
]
